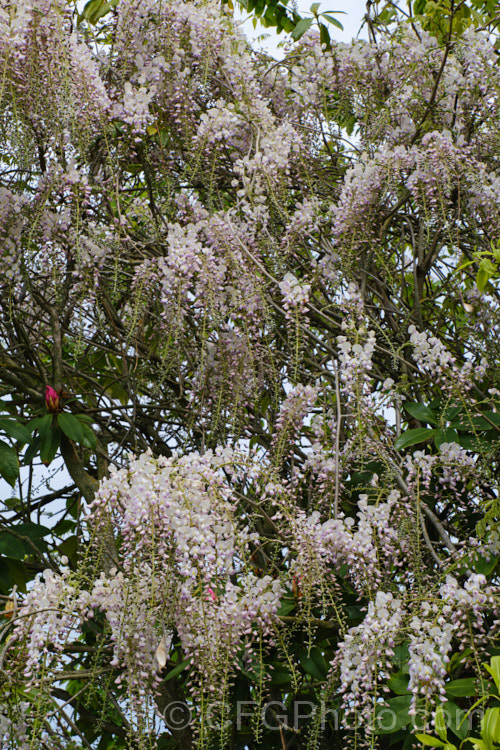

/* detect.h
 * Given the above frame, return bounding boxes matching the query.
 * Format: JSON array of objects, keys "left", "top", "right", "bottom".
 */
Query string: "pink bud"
[
  {"left": 45, "top": 385, "right": 60, "bottom": 413},
  {"left": 206, "top": 587, "right": 217, "bottom": 602}
]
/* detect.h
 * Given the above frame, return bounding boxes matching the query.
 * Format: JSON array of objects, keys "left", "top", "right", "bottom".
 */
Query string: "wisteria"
[
  {"left": 408, "top": 574, "right": 494, "bottom": 713},
  {"left": 88, "top": 450, "right": 283, "bottom": 701},
  {"left": 0, "top": 1, "right": 499, "bottom": 749},
  {"left": 337, "top": 591, "right": 405, "bottom": 725}
]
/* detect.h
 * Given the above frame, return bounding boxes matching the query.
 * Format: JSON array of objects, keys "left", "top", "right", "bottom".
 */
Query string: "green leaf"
[
  {"left": 346, "top": 603, "right": 364, "bottom": 621},
  {"left": 58, "top": 535, "right": 79, "bottom": 565},
  {"left": 22, "top": 435, "right": 41, "bottom": 466},
  {"left": 477, "top": 267, "right": 491, "bottom": 293},
  {"left": 299, "top": 647, "right": 328, "bottom": 681},
  {"left": 157, "top": 734, "right": 174, "bottom": 750},
  {"left": 393, "top": 644, "right": 410, "bottom": 669},
  {"left": 163, "top": 658, "right": 190, "bottom": 682},
  {"left": 6, "top": 559, "right": 27, "bottom": 592},
  {"left": 79, "top": 423, "right": 97, "bottom": 450},
  {"left": 37, "top": 414, "right": 53, "bottom": 442},
  {"left": 291, "top": 17, "right": 313, "bottom": 39},
  {"left": 74, "top": 414, "right": 94, "bottom": 425},
  {"left": 281, "top": 15, "right": 295, "bottom": 32},
  {"left": 435, "top": 705, "right": 447, "bottom": 742},
  {"left": 459, "top": 434, "right": 490, "bottom": 452},
  {"left": 318, "top": 21, "right": 331, "bottom": 46},
  {"left": 481, "top": 707, "right": 500, "bottom": 744},
  {"left": 12, "top": 522, "right": 51, "bottom": 540},
  {"left": 310, "top": 2, "right": 320, "bottom": 14},
  {"left": 481, "top": 411, "right": 500, "bottom": 426},
  {"left": 57, "top": 413, "right": 84, "bottom": 443},
  {"left": 40, "top": 427, "right": 61, "bottom": 464},
  {"left": 484, "top": 657, "right": 500, "bottom": 692},
  {"left": 0, "top": 440, "right": 19, "bottom": 485},
  {"left": 435, "top": 428, "right": 460, "bottom": 449},
  {"left": 22, "top": 536, "right": 48, "bottom": 555},
  {"left": 270, "top": 667, "right": 292, "bottom": 684},
  {"left": 375, "top": 695, "right": 412, "bottom": 734},
  {"left": 66, "top": 495, "right": 80, "bottom": 521},
  {"left": 404, "top": 726, "right": 422, "bottom": 749},
  {"left": 404, "top": 402, "right": 438, "bottom": 425},
  {"left": 474, "top": 554, "right": 497, "bottom": 576},
  {"left": 0, "top": 419, "right": 32, "bottom": 445},
  {"left": 320, "top": 13, "right": 344, "bottom": 29},
  {"left": 394, "top": 428, "right": 437, "bottom": 450},
  {"left": 468, "top": 738, "right": 488, "bottom": 750},
  {"left": 0, "top": 558, "right": 11, "bottom": 593},
  {"left": 27, "top": 415, "right": 51, "bottom": 434},
  {"left": 444, "top": 406, "right": 461, "bottom": 421},
  {"left": 54, "top": 519, "right": 77, "bottom": 536},
  {"left": 414, "top": 0, "right": 428, "bottom": 14},
  {"left": 387, "top": 695, "right": 412, "bottom": 714},
  {"left": 442, "top": 700, "right": 468, "bottom": 741},
  {"left": 0, "top": 532, "right": 25, "bottom": 560},
  {"left": 387, "top": 672, "right": 410, "bottom": 695},
  {"left": 445, "top": 678, "right": 478, "bottom": 697},
  {"left": 414, "top": 734, "right": 446, "bottom": 748},
  {"left": 277, "top": 595, "right": 296, "bottom": 616},
  {"left": 480, "top": 257, "right": 497, "bottom": 275},
  {"left": 377, "top": 6, "right": 397, "bottom": 22},
  {"left": 299, "top": 649, "right": 325, "bottom": 682},
  {"left": 81, "top": 0, "right": 114, "bottom": 23},
  {"left": 455, "top": 413, "right": 500, "bottom": 431},
  {"left": 309, "top": 646, "right": 329, "bottom": 678}
]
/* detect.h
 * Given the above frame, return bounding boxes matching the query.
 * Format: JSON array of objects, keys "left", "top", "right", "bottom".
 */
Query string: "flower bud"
[{"left": 45, "top": 385, "right": 60, "bottom": 412}]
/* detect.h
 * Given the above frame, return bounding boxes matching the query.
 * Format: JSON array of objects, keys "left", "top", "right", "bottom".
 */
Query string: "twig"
[
  {"left": 365, "top": 424, "right": 459, "bottom": 561},
  {"left": 278, "top": 615, "right": 338, "bottom": 632},
  {"left": 420, "top": 512, "right": 443, "bottom": 567},
  {"left": 333, "top": 359, "right": 341, "bottom": 519},
  {"left": 411, "top": 2, "right": 455, "bottom": 144}
]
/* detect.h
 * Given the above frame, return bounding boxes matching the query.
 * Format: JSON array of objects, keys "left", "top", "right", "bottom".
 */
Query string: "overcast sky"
[{"left": 236, "top": 0, "right": 368, "bottom": 55}]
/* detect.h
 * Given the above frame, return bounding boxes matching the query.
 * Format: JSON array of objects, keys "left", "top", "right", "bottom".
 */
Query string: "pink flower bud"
[
  {"left": 206, "top": 587, "right": 217, "bottom": 602},
  {"left": 45, "top": 385, "right": 60, "bottom": 413}
]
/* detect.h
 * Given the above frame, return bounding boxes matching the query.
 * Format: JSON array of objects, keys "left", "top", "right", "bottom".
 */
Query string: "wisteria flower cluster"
[
  {"left": 1, "top": 1, "right": 500, "bottom": 749},
  {"left": 88, "top": 450, "right": 283, "bottom": 696}
]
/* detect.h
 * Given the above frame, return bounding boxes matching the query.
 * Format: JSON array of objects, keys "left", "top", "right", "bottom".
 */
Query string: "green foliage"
[
  {"left": 0, "top": 440, "right": 19, "bottom": 486},
  {"left": 395, "top": 427, "right": 437, "bottom": 449},
  {"left": 369, "top": 1, "right": 500, "bottom": 46},
  {"left": 0, "top": 412, "right": 32, "bottom": 485},
  {"left": 229, "top": 0, "right": 345, "bottom": 47},
  {"left": 78, "top": 0, "right": 117, "bottom": 25},
  {"left": 404, "top": 402, "right": 439, "bottom": 425},
  {"left": 415, "top": 658, "right": 500, "bottom": 750}
]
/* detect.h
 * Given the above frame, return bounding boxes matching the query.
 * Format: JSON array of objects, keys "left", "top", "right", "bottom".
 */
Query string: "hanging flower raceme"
[
  {"left": 336, "top": 591, "right": 405, "bottom": 727},
  {"left": 8, "top": 449, "right": 284, "bottom": 740},
  {"left": 4, "top": 2, "right": 500, "bottom": 749},
  {"left": 88, "top": 449, "right": 283, "bottom": 697},
  {"left": 285, "top": 490, "right": 405, "bottom": 600},
  {"left": 11, "top": 569, "right": 92, "bottom": 686}
]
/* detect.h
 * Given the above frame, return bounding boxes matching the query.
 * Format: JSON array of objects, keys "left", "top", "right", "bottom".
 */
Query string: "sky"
[{"left": 236, "top": 0, "right": 368, "bottom": 56}]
